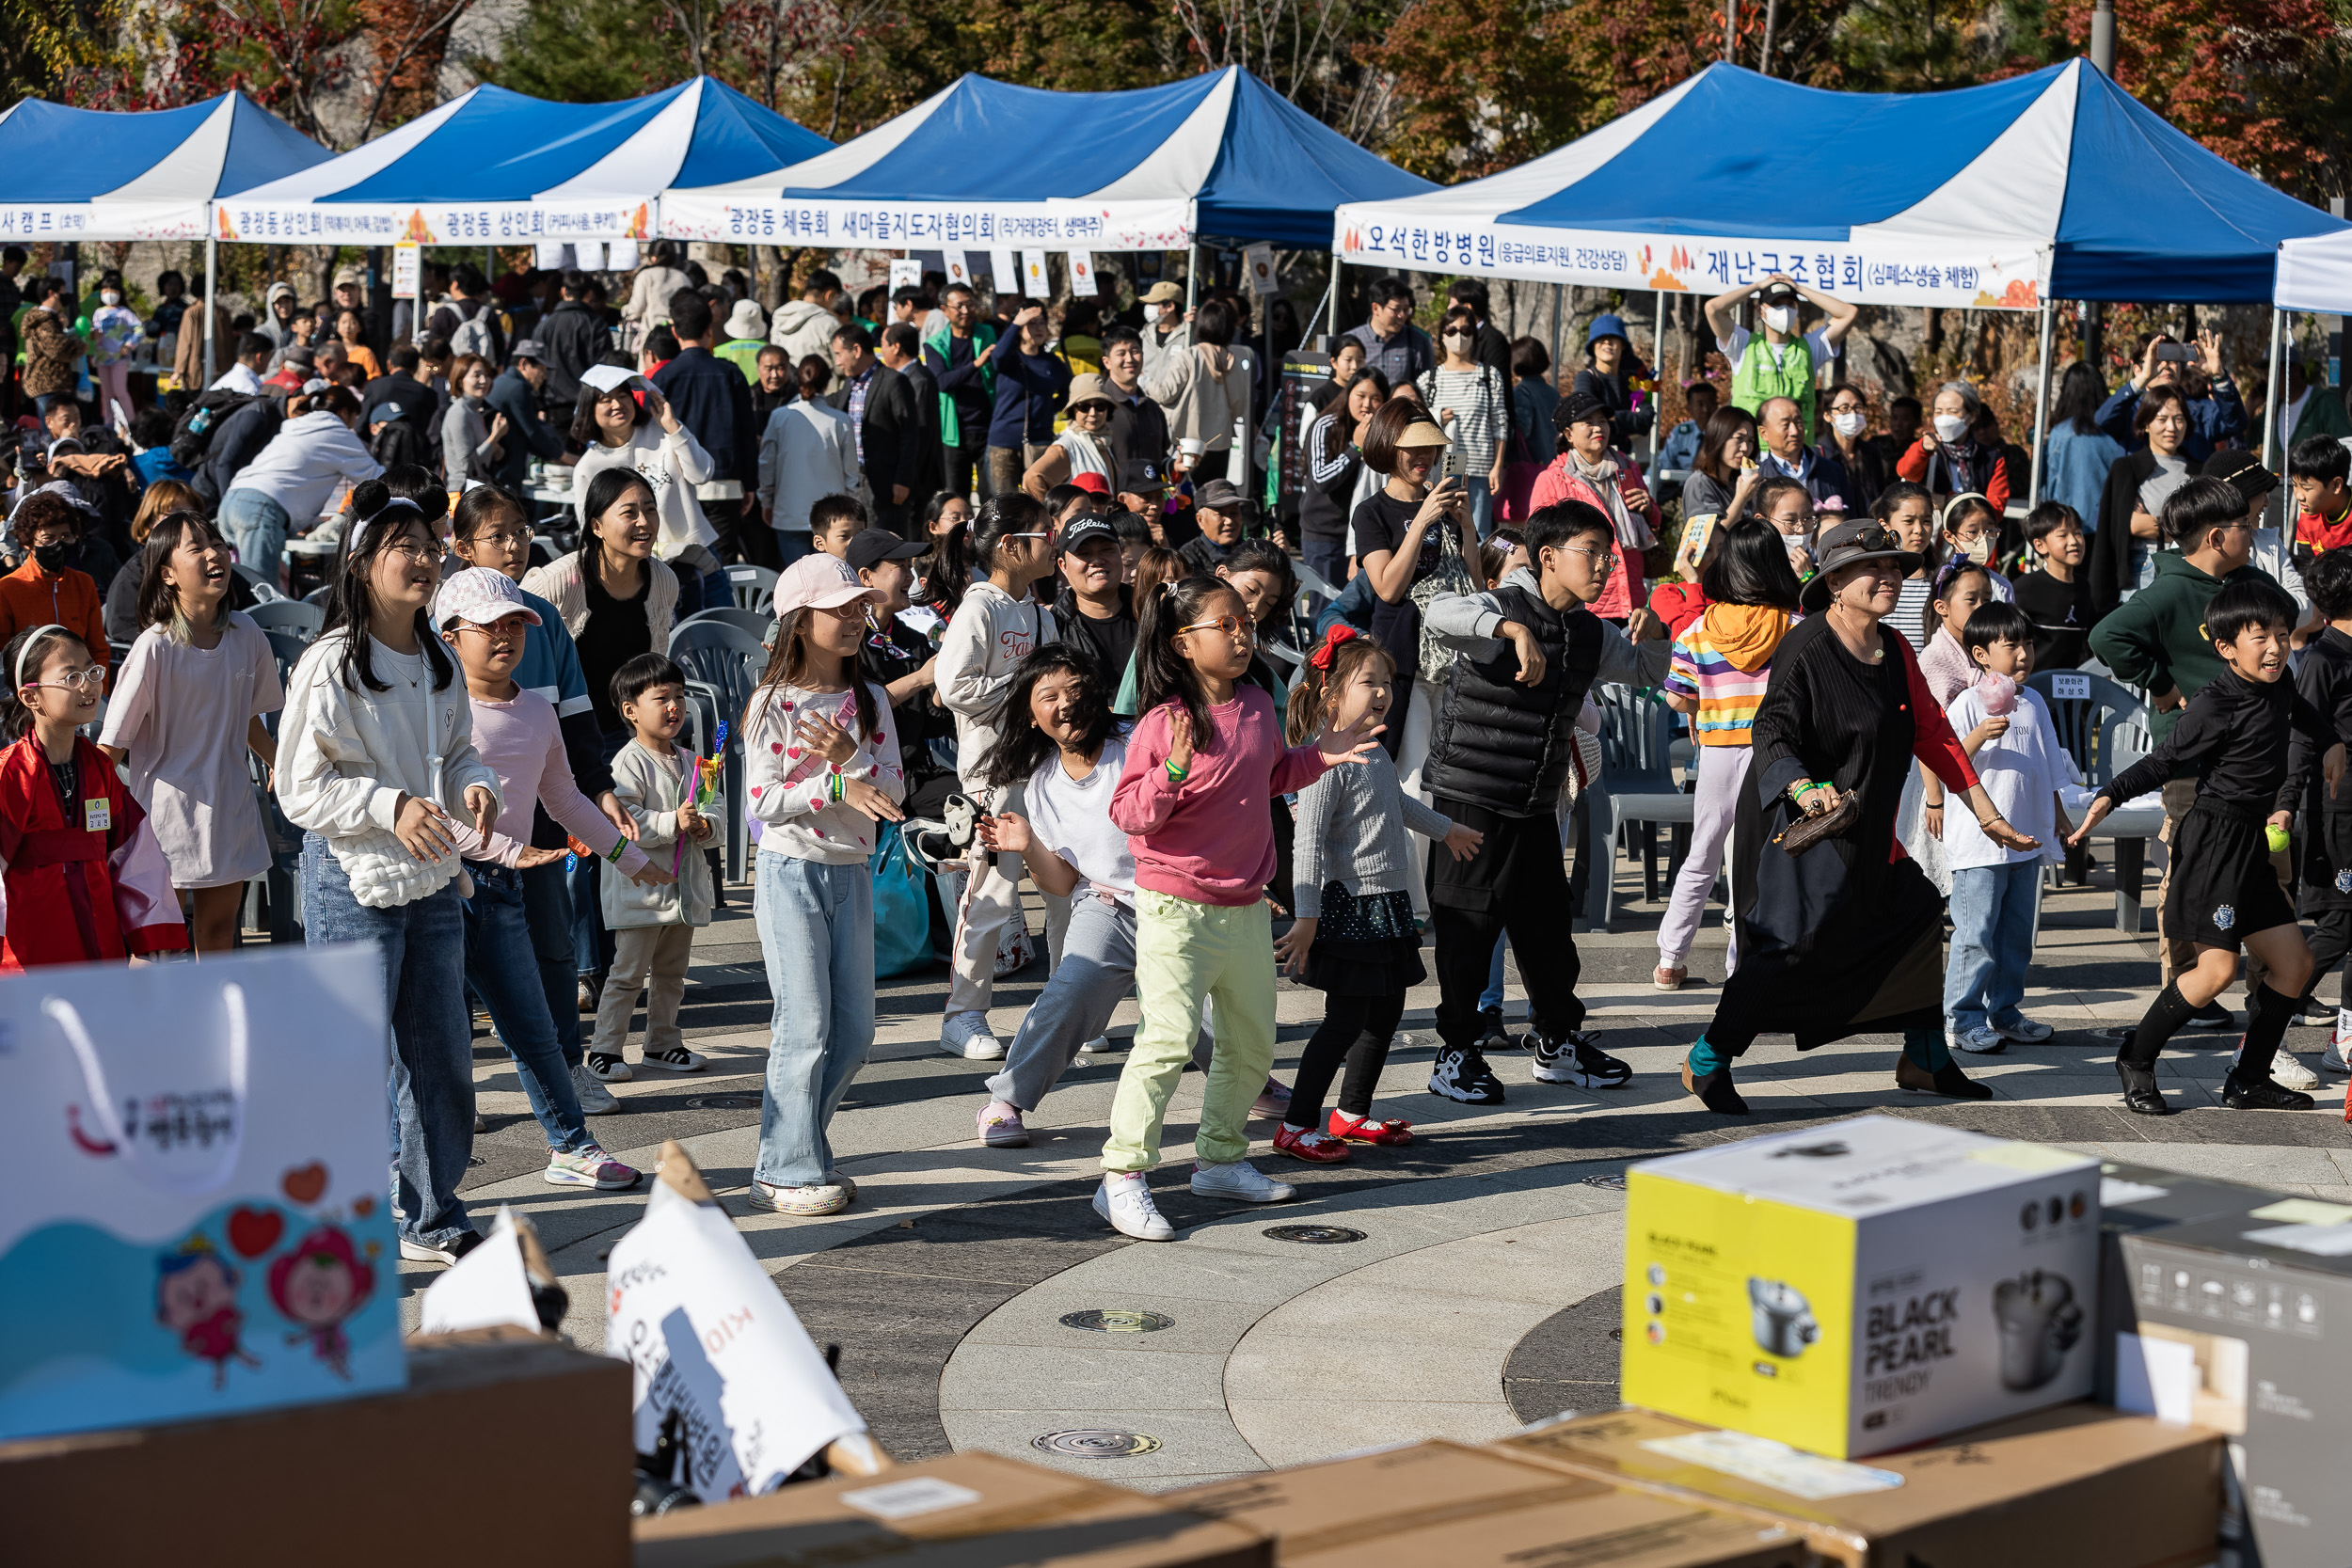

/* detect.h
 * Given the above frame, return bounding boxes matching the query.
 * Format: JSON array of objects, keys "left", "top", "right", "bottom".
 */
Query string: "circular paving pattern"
[
  {"left": 1263, "top": 1223, "right": 1368, "bottom": 1244},
  {"left": 1033, "top": 1429, "right": 1163, "bottom": 1458},
  {"left": 1058, "top": 1308, "right": 1176, "bottom": 1334}
]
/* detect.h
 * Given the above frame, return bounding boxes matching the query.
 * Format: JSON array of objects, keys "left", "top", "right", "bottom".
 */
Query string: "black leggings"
[{"left": 1285, "top": 986, "right": 1407, "bottom": 1130}]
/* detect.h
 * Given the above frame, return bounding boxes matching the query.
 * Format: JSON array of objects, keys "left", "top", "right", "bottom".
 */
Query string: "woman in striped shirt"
[
  {"left": 1416, "top": 305, "right": 1509, "bottom": 539},
  {"left": 1878, "top": 482, "right": 1938, "bottom": 653},
  {"left": 1654, "top": 521, "right": 1804, "bottom": 990}
]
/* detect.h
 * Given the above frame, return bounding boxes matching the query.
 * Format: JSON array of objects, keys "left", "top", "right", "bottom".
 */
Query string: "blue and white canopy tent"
[
  {"left": 2266, "top": 231, "right": 2352, "bottom": 467},
  {"left": 1334, "top": 58, "right": 2345, "bottom": 500},
  {"left": 0, "top": 91, "right": 326, "bottom": 242},
  {"left": 221, "top": 76, "right": 831, "bottom": 247},
  {"left": 659, "top": 66, "right": 1434, "bottom": 255}
]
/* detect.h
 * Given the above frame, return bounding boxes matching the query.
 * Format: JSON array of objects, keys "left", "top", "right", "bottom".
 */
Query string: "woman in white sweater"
[
  {"left": 569, "top": 375, "right": 720, "bottom": 602},
  {"left": 278, "top": 483, "right": 502, "bottom": 1269}
]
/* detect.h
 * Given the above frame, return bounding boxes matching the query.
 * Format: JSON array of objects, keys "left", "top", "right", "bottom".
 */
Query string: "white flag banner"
[
  {"left": 987, "top": 249, "right": 1016, "bottom": 293},
  {"left": 943, "top": 249, "right": 972, "bottom": 290},
  {"left": 1066, "top": 252, "right": 1098, "bottom": 297},
  {"left": 887, "top": 259, "right": 922, "bottom": 292},
  {"left": 1020, "top": 249, "right": 1050, "bottom": 298}
]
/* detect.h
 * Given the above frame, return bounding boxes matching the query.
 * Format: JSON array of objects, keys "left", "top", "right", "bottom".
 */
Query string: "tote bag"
[
  {"left": 869, "top": 824, "right": 930, "bottom": 979},
  {"left": 0, "top": 944, "right": 405, "bottom": 1441}
]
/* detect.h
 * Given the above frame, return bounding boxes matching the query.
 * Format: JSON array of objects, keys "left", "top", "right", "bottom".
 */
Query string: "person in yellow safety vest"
[{"left": 1703, "top": 273, "right": 1860, "bottom": 438}]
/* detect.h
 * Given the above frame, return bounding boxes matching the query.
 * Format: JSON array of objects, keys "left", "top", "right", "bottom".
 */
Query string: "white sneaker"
[
  {"left": 1092, "top": 1173, "right": 1174, "bottom": 1241},
  {"left": 1952, "top": 1024, "right": 2008, "bottom": 1054},
  {"left": 1077, "top": 1035, "right": 1117, "bottom": 1053},
  {"left": 2272, "top": 1052, "right": 2321, "bottom": 1091},
  {"left": 747, "top": 1181, "right": 849, "bottom": 1216},
  {"left": 1190, "top": 1158, "right": 1296, "bottom": 1204},
  {"left": 570, "top": 1060, "right": 620, "bottom": 1115},
  {"left": 941, "top": 1010, "right": 1006, "bottom": 1060},
  {"left": 1992, "top": 1015, "right": 2055, "bottom": 1043}
]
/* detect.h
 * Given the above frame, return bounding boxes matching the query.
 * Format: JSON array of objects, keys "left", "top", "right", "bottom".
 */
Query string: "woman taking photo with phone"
[{"left": 1349, "top": 398, "right": 1484, "bottom": 768}]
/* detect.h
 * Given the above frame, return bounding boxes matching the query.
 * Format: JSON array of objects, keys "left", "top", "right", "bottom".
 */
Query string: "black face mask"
[{"left": 31, "top": 542, "right": 70, "bottom": 574}]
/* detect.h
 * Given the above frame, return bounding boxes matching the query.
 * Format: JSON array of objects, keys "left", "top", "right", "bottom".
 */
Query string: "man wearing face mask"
[
  {"left": 1754, "top": 394, "right": 1851, "bottom": 513},
  {"left": 1704, "top": 274, "right": 1858, "bottom": 437}
]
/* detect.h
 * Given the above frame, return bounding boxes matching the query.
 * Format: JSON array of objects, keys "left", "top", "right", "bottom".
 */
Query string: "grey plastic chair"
[
  {"left": 245, "top": 598, "right": 326, "bottom": 640},
  {"left": 725, "top": 562, "right": 780, "bottom": 616},
  {"left": 2026, "top": 668, "right": 2165, "bottom": 934},
  {"left": 667, "top": 619, "right": 769, "bottom": 883},
  {"left": 1583, "top": 683, "right": 1696, "bottom": 931},
  {"left": 679, "top": 605, "right": 776, "bottom": 647}
]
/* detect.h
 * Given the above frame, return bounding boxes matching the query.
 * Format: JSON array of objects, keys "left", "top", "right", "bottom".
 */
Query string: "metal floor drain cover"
[
  {"left": 1034, "top": 1430, "right": 1160, "bottom": 1458},
  {"left": 1060, "top": 1308, "right": 1175, "bottom": 1334},
  {"left": 686, "top": 1094, "right": 762, "bottom": 1111},
  {"left": 1263, "top": 1224, "right": 1365, "bottom": 1244}
]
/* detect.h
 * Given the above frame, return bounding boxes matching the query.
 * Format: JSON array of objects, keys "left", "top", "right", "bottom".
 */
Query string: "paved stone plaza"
[{"left": 403, "top": 865, "right": 2352, "bottom": 1489}]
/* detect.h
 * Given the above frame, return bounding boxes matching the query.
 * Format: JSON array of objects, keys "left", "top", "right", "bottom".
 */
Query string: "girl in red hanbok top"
[{"left": 0, "top": 622, "right": 186, "bottom": 967}]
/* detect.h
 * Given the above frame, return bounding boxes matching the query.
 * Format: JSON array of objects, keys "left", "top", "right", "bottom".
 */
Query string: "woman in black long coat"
[{"left": 1682, "top": 519, "right": 2041, "bottom": 1115}]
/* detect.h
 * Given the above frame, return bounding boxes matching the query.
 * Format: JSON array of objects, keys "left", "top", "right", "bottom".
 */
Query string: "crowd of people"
[{"left": 3, "top": 241, "right": 2350, "bottom": 1254}]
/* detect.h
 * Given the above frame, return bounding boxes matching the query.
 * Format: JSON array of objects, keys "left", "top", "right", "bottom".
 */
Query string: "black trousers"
[
  {"left": 943, "top": 440, "right": 988, "bottom": 502},
  {"left": 1286, "top": 986, "right": 1406, "bottom": 1129},
  {"left": 2307, "top": 907, "right": 2352, "bottom": 1003},
  {"left": 1428, "top": 796, "right": 1584, "bottom": 1051}
]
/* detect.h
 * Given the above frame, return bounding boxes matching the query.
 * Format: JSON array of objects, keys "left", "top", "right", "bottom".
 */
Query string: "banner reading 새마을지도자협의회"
[{"left": 1334, "top": 216, "right": 2046, "bottom": 311}]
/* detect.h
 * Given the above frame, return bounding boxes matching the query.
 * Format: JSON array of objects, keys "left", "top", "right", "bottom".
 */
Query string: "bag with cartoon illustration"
[{"left": 0, "top": 944, "right": 405, "bottom": 1440}]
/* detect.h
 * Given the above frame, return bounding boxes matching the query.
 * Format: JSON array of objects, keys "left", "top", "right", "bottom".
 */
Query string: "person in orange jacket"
[{"left": 0, "top": 489, "right": 110, "bottom": 688}]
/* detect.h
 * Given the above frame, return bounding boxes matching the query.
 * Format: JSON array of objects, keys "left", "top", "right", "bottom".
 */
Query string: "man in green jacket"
[
  {"left": 920, "top": 282, "right": 997, "bottom": 504},
  {"left": 1703, "top": 272, "right": 1859, "bottom": 436},
  {"left": 2272, "top": 356, "right": 2352, "bottom": 453},
  {"left": 2089, "top": 472, "right": 2284, "bottom": 1024}
]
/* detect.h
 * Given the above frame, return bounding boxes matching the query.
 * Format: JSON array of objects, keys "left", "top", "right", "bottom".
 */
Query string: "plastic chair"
[
  {"left": 678, "top": 605, "right": 775, "bottom": 647},
  {"left": 667, "top": 619, "right": 769, "bottom": 884},
  {"left": 725, "top": 563, "right": 779, "bottom": 616},
  {"left": 1582, "top": 683, "right": 1696, "bottom": 932},
  {"left": 230, "top": 561, "right": 284, "bottom": 604},
  {"left": 2026, "top": 668, "right": 2165, "bottom": 934},
  {"left": 245, "top": 629, "right": 313, "bottom": 943},
  {"left": 245, "top": 598, "right": 326, "bottom": 640}
]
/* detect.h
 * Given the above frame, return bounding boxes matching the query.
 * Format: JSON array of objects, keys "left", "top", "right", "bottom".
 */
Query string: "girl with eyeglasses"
[
  {"left": 0, "top": 621, "right": 186, "bottom": 969},
  {"left": 1092, "top": 573, "right": 1384, "bottom": 1242}
]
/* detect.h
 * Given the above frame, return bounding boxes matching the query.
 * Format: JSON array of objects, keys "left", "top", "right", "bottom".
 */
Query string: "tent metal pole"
[
  {"left": 1652, "top": 289, "right": 1666, "bottom": 465},
  {"left": 2028, "top": 299, "right": 2054, "bottom": 507},
  {"left": 1185, "top": 244, "right": 1199, "bottom": 315},
  {"left": 1327, "top": 256, "right": 1341, "bottom": 341},
  {"left": 203, "top": 233, "right": 218, "bottom": 384},
  {"left": 1549, "top": 283, "right": 1563, "bottom": 386},
  {"left": 2263, "top": 308, "right": 2286, "bottom": 470}
]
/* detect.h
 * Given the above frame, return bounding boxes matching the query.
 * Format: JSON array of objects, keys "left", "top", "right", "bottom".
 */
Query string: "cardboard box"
[
  {"left": 633, "top": 1449, "right": 1271, "bottom": 1568},
  {"left": 1167, "top": 1439, "right": 1810, "bottom": 1567},
  {"left": 2094, "top": 1161, "right": 2279, "bottom": 1403},
  {"left": 1497, "top": 1402, "right": 2221, "bottom": 1568},
  {"left": 1622, "top": 1115, "right": 2100, "bottom": 1455},
  {"left": 0, "top": 1325, "right": 632, "bottom": 1567},
  {"left": 2114, "top": 1195, "right": 2352, "bottom": 1568}
]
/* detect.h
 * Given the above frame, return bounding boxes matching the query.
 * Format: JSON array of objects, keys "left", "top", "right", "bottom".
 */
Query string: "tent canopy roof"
[{"left": 0, "top": 92, "right": 328, "bottom": 239}]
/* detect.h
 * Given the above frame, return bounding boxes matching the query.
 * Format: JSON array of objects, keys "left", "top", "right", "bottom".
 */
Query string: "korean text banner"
[{"left": 659, "top": 193, "right": 1194, "bottom": 252}]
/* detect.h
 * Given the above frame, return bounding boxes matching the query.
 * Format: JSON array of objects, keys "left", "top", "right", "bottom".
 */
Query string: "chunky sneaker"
[
  {"left": 1428, "top": 1046, "right": 1506, "bottom": 1104},
  {"left": 587, "top": 1052, "right": 633, "bottom": 1083},
  {"left": 2270, "top": 1052, "right": 2321, "bottom": 1091},
  {"left": 1653, "top": 965, "right": 1686, "bottom": 991},
  {"left": 1191, "top": 1158, "right": 1296, "bottom": 1203},
  {"left": 398, "top": 1231, "right": 485, "bottom": 1267},
  {"left": 824, "top": 1172, "right": 858, "bottom": 1202},
  {"left": 641, "top": 1042, "right": 707, "bottom": 1072},
  {"left": 1272, "top": 1124, "right": 1350, "bottom": 1164},
  {"left": 977, "top": 1101, "right": 1029, "bottom": 1148},
  {"left": 747, "top": 1181, "right": 849, "bottom": 1216},
  {"left": 1093, "top": 1173, "right": 1174, "bottom": 1241},
  {"left": 2221, "top": 1071, "right": 2315, "bottom": 1111},
  {"left": 546, "top": 1145, "right": 641, "bottom": 1190},
  {"left": 2184, "top": 1001, "right": 2234, "bottom": 1031},
  {"left": 569, "top": 1060, "right": 620, "bottom": 1115},
  {"left": 941, "top": 1010, "right": 1005, "bottom": 1061},
  {"left": 1249, "top": 1077, "right": 1293, "bottom": 1119},
  {"left": 1532, "top": 1030, "right": 1632, "bottom": 1087},
  {"left": 1077, "top": 1035, "right": 1118, "bottom": 1053},
  {"left": 1329, "top": 1109, "right": 1414, "bottom": 1146},
  {"left": 1952, "top": 1024, "right": 2008, "bottom": 1054},
  {"left": 1476, "top": 1006, "right": 1517, "bottom": 1053},
  {"left": 1992, "top": 1014, "right": 2054, "bottom": 1043}
]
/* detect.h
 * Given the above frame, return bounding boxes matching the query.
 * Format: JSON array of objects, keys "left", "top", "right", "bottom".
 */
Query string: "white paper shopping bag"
[{"left": 0, "top": 944, "right": 405, "bottom": 1440}]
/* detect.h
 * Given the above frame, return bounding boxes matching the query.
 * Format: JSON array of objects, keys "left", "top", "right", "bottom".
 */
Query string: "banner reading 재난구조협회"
[{"left": 1334, "top": 214, "right": 2048, "bottom": 310}]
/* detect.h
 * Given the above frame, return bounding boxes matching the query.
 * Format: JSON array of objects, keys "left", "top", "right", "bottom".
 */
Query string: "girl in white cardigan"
[
  {"left": 278, "top": 483, "right": 502, "bottom": 1268},
  {"left": 569, "top": 375, "right": 720, "bottom": 593}
]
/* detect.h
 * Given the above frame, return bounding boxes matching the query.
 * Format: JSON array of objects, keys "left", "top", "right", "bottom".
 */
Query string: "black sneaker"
[
  {"left": 1477, "top": 1006, "right": 1518, "bottom": 1053},
  {"left": 2221, "top": 1071, "right": 2316, "bottom": 1111},
  {"left": 2183, "top": 1001, "right": 2234, "bottom": 1031},
  {"left": 1532, "top": 1029, "right": 1632, "bottom": 1088},
  {"left": 1428, "top": 1046, "right": 1506, "bottom": 1104}
]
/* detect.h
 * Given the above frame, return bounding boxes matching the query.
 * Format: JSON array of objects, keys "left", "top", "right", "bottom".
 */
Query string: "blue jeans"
[
  {"left": 752, "top": 851, "right": 873, "bottom": 1189},
  {"left": 302, "top": 833, "right": 474, "bottom": 1247},
  {"left": 1464, "top": 475, "right": 1495, "bottom": 541},
  {"left": 1945, "top": 861, "right": 2041, "bottom": 1035},
  {"left": 220, "top": 488, "right": 292, "bottom": 588},
  {"left": 775, "top": 530, "right": 815, "bottom": 565},
  {"left": 1302, "top": 537, "right": 1348, "bottom": 617},
  {"left": 521, "top": 859, "right": 580, "bottom": 1066},
  {"left": 464, "top": 864, "right": 591, "bottom": 1153},
  {"left": 1480, "top": 936, "right": 1508, "bottom": 1014}
]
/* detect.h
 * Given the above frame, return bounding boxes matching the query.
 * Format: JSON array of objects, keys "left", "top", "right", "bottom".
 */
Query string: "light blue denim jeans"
[
  {"left": 752, "top": 850, "right": 874, "bottom": 1189},
  {"left": 1945, "top": 860, "right": 2041, "bottom": 1035},
  {"left": 302, "top": 833, "right": 475, "bottom": 1248},
  {"left": 1464, "top": 474, "right": 1496, "bottom": 541},
  {"left": 1479, "top": 936, "right": 1508, "bottom": 1014},
  {"left": 463, "top": 864, "right": 591, "bottom": 1153},
  {"left": 219, "top": 487, "right": 291, "bottom": 589}
]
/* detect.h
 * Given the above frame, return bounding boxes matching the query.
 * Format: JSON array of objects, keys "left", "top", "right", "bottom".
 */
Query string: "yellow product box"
[{"left": 1622, "top": 1115, "right": 2099, "bottom": 1457}]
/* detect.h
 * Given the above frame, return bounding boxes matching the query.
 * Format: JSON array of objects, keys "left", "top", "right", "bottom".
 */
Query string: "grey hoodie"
[{"left": 1423, "top": 565, "right": 1672, "bottom": 689}]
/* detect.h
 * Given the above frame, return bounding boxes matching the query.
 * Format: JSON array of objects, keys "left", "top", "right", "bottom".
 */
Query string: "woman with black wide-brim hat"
[{"left": 1681, "top": 519, "right": 2042, "bottom": 1114}]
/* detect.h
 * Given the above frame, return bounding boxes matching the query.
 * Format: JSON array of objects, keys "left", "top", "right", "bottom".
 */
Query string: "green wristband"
[{"left": 1166, "top": 759, "right": 1189, "bottom": 784}]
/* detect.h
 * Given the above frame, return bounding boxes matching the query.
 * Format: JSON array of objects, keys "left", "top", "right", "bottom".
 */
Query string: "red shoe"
[
  {"left": 1272, "top": 1124, "right": 1351, "bottom": 1164},
  {"left": 1328, "top": 1110, "right": 1414, "bottom": 1146}
]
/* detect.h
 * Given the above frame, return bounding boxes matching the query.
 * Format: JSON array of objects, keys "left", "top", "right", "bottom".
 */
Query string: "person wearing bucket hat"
[
  {"left": 1702, "top": 271, "right": 1858, "bottom": 436},
  {"left": 1529, "top": 388, "right": 1659, "bottom": 624},
  {"left": 1022, "top": 372, "right": 1116, "bottom": 501},
  {"left": 1349, "top": 398, "right": 1480, "bottom": 782},
  {"left": 1572, "top": 312, "right": 1655, "bottom": 451},
  {"left": 1679, "top": 516, "right": 2036, "bottom": 1117}
]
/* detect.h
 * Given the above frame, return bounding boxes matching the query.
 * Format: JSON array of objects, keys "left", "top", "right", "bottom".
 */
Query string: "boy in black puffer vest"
[{"left": 1419, "top": 500, "right": 1672, "bottom": 1103}]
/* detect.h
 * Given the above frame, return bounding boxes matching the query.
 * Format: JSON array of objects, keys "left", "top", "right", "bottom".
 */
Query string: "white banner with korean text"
[
  {"left": 660, "top": 193, "right": 1194, "bottom": 254},
  {"left": 1333, "top": 213, "right": 2050, "bottom": 311}
]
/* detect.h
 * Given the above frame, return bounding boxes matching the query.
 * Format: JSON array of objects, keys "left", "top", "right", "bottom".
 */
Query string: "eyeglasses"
[
  {"left": 467, "top": 527, "right": 532, "bottom": 550},
  {"left": 1179, "top": 614, "right": 1256, "bottom": 641},
  {"left": 1559, "top": 545, "right": 1616, "bottom": 575},
  {"left": 382, "top": 539, "right": 440, "bottom": 563},
  {"left": 27, "top": 666, "right": 104, "bottom": 694}
]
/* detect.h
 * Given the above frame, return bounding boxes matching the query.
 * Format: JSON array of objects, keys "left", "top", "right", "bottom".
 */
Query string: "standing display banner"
[
  {"left": 1278, "top": 349, "right": 1331, "bottom": 506},
  {"left": 391, "top": 243, "right": 421, "bottom": 301},
  {"left": 1244, "top": 243, "right": 1279, "bottom": 296},
  {"left": 0, "top": 945, "right": 405, "bottom": 1442}
]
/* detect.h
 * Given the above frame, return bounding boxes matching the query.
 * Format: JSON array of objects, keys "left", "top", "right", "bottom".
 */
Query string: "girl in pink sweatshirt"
[{"left": 1094, "top": 575, "right": 1382, "bottom": 1242}]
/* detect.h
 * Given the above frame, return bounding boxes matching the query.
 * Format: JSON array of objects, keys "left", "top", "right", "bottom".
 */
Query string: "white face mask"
[
  {"left": 1956, "top": 533, "right": 1993, "bottom": 564},
  {"left": 1932, "top": 413, "right": 1970, "bottom": 443},
  {"left": 1762, "top": 306, "right": 1796, "bottom": 334},
  {"left": 1830, "top": 410, "right": 1866, "bottom": 438},
  {"left": 100, "top": 291, "right": 121, "bottom": 307}
]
